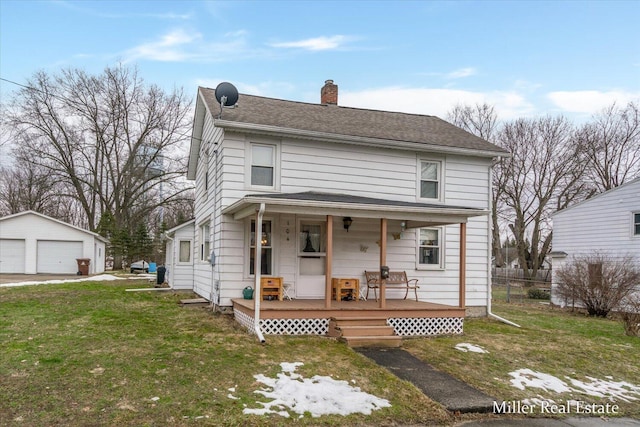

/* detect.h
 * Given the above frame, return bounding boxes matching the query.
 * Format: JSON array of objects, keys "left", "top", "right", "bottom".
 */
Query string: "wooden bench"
[{"left": 364, "top": 271, "right": 419, "bottom": 301}]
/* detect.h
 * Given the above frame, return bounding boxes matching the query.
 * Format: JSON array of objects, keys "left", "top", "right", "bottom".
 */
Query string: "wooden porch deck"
[
  {"left": 232, "top": 298, "right": 465, "bottom": 319},
  {"left": 232, "top": 298, "right": 466, "bottom": 336}
]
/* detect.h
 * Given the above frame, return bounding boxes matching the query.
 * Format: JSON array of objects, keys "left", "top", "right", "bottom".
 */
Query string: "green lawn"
[{"left": 1, "top": 280, "right": 638, "bottom": 426}]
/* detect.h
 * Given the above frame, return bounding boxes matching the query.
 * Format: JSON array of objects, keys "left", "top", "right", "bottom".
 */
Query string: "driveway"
[{"left": 0, "top": 273, "right": 84, "bottom": 285}]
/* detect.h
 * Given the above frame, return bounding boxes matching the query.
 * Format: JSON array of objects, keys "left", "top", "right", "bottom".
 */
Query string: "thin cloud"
[
  {"left": 340, "top": 86, "right": 536, "bottom": 120},
  {"left": 269, "top": 35, "right": 350, "bottom": 51},
  {"left": 446, "top": 67, "right": 477, "bottom": 79},
  {"left": 123, "top": 29, "right": 201, "bottom": 62},
  {"left": 547, "top": 90, "right": 640, "bottom": 114},
  {"left": 121, "top": 29, "right": 257, "bottom": 63}
]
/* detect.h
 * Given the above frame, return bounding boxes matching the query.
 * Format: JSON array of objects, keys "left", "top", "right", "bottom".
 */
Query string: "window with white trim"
[
  {"left": 178, "top": 240, "right": 192, "bottom": 263},
  {"left": 419, "top": 160, "right": 440, "bottom": 200},
  {"left": 199, "top": 225, "right": 210, "bottom": 262},
  {"left": 251, "top": 144, "right": 275, "bottom": 187},
  {"left": 418, "top": 227, "right": 442, "bottom": 267},
  {"left": 250, "top": 219, "right": 272, "bottom": 275},
  {"left": 634, "top": 212, "right": 640, "bottom": 236}
]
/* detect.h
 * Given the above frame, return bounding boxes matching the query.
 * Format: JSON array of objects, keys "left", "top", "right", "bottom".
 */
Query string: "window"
[
  {"left": 588, "top": 263, "right": 603, "bottom": 287},
  {"left": 418, "top": 227, "right": 442, "bottom": 267},
  {"left": 251, "top": 144, "right": 274, "bottom": 187},
  {"left": 179, "top": 240, "right": 191, "bottom": 263},
  {"left": 200, "top": 225, "right": 210, "bottom": 262},
  {"left": 250, "top": 220, "right": 272, "bottom": 275},
  {"left": 634, "top": 213, "right": 640, "bottom": 236},
  {"left": 419, "top": 160, "right": 440, "bottom": 199}
]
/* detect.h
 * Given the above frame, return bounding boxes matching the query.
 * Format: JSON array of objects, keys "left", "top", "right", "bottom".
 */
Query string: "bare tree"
[
  {"left": 0, "top": 160, "right": 67, "bottom": 218},
  {"left": 555, "top": 253, "right": 640, "bottom": 317},
  {"left": 575, "top": 101, "right": 640, "bottom": 191},
  {"left": 498, "top": 116, "right": 587, "bottom": 281},
  {"left": 2, "top": 65, "right": 194, "bottom": 266},
  {"left": 447, "top": 103, "right": 507, "bottom": 266}
]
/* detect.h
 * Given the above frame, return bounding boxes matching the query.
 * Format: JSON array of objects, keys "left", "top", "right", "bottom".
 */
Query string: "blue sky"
[{"left": 1, "top": 0, "right": 639, "bottom": 122}]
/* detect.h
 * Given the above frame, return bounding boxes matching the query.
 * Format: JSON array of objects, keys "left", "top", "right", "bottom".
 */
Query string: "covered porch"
[{"left": 223, "top": 191, "right": 487, "bottom": 338}]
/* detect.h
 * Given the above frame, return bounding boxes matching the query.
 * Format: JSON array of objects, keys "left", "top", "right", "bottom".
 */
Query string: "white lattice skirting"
[
  {"left": 388, "top": 317, "right": 464, "bottom": 336},
  {"left": 234, "top": 309, "right": 463, "bottom": 336}
]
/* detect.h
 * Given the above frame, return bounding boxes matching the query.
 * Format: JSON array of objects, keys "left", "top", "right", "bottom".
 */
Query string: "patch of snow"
[
  {"left": 243, "top": 362, "right": 391, "bottom": 418},
  {"left": 0, "top": 274, "right": 124, "bottom": 288},
  {"left": 509, "top": 369, "right": 640, "bottom": 402},
  {"left": 455, "top": 343, "right": 489, "bottom": 353}
]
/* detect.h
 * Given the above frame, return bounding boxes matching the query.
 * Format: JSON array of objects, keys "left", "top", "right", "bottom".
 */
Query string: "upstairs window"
[
  {"left": 420, "top": 160, "right": 440, "bottom": 200},
  {"left": 251, "top": 144, "right": 274, "bottom": 187}
]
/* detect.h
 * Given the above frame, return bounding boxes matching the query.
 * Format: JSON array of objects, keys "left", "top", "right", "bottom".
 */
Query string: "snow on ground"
[
  {"left": 510, "top": 368, "right": 640, "bottom": 402},
  {"left": 0, "top": 273, "right": 157, "bottom": 288},
  {"left": 241, "top": 362, "right": 391, "bottom": 418},
  {"left": 455, "top": 343, "right": 489, "bottom": 353}
]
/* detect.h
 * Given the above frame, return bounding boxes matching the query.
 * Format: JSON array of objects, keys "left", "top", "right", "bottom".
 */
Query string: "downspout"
[
  {"left": 253, "top": 203, "right": 266, "bottom": 343},
  {"left": 210, "top": 146, "right": 220, "bottom": 308},
  {"left": 164, "top": 233, "right": 175, "bottom": 289},
  {"left": 487, "top": 158, "right": 520, "bottom": 328}
]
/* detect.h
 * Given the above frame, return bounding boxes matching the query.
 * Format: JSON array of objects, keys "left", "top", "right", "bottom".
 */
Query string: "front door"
[{"left": 296, "top": 220, "right": 326, "bottom": 298}]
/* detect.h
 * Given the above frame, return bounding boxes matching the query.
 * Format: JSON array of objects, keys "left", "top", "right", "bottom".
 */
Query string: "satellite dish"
[{"left": 215, "top": 82, "right": 239, "bottom": 108}]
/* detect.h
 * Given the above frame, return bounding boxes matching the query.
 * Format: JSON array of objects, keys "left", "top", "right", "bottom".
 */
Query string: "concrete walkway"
[
  {"left": 357, "top": 347, "right": 639, "bottom": 426},
  {"left": 357, "top": 347, "right": 496, "bottom": 413}
]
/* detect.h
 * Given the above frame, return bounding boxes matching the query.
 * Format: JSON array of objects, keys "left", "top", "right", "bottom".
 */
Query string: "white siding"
[
  {"left": 188, "top": 117, "right": 493, "bottom": 310},
  {"left": 551, "top": 178, "right": 640, "bottom": 305},
  {"left": 553, "top": 178, "right": 640, "bottom": 258},
  {"left": 165, "top": 222, "right": 195, "bottom": 290}
]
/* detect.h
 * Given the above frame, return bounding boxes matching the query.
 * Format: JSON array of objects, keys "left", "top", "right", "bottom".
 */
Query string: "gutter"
[
  {"left": 252, "top": 203, "right": 266, "bottom": 343},
  {"left": 486, "top": 159, "right": 520, "bottom": 328}
]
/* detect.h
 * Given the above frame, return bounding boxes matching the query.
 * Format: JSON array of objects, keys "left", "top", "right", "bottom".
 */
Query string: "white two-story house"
[{"left": 174, "top": 80, "right": 508, "bottom": 340}]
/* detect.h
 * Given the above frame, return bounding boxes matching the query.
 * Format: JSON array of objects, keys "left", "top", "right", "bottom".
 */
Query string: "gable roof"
[
  {"left": 552, "top": 176, "right": 640, "bottom": 217},
  {"left": 188, "top": 87, "right": 508, "bottom": 178},
  {"left": 0, "top": 210, "right": 109, "bottom": 243}
]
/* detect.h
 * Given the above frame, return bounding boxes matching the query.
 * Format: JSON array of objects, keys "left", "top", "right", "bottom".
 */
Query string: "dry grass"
[{"left": 2, "top": 280, "right": 638, "bottom": 426}]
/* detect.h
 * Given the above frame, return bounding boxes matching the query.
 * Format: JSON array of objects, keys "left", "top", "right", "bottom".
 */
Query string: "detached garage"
[{"left": 0, "top": 211, "right": 108, "bottom": 275}]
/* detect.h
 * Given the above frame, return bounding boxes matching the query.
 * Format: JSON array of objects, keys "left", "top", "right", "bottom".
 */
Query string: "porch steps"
[
  {"left": 179, "top": 298, "right": 209, "bottom": 307},
  {"left": 329, "top": 317, "right": 402, "bottom": 348}
]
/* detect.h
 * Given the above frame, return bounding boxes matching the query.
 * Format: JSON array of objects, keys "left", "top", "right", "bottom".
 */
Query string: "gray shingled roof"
[
  {"left": 199, "top": 87, "right": 508, "bottom": 155},
  {"left": 247, "top": 191, "right": 479, "bottom": 211}
]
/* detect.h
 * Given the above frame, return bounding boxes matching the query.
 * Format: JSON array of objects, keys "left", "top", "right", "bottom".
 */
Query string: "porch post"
[
  {"left": 325, "top": 215, "right": 333, "bottom": 309},
  {"left": 379, "top": 218, "right": 387, "bottom": 309},
  {"left": 459, "top": 222, "right": 467, "bottom": 309}
]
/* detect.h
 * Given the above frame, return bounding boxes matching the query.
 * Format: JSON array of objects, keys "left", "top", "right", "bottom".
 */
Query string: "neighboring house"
[
  {"left": 164, "top": 219, "right": 195, "bottom": 290},
  {"left": 550, "top": 177, "right": 640, "bottom": 306},
  {"left": 0, "top": 211, "right": 107, "bottom": 275},
  {"left": 174, "top": 80, "right": 508, "bottom": 337}
]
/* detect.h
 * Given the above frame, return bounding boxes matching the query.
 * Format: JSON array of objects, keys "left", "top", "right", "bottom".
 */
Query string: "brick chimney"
[{"left": 321, "top": 79, "right": 338, "bottom": 105}]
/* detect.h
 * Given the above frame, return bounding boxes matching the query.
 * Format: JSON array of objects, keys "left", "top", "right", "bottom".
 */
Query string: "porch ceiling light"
[{"left": 343, "top": 217, "right": 353, "bottom": 232}]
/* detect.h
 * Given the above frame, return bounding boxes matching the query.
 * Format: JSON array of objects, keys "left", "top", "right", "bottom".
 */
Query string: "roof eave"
[
  {"left": 222, "top": 195, "right": 487, "bottom": 225},
  {"left": 214, "top": 120, "right": 508, "bottom": 159}
]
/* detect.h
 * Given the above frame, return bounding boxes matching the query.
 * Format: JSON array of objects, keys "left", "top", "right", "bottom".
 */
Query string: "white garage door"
[
  {"left": 0, "top": 239, "right": 26, "bottom": 273},
  {"left": 37, "top": 241, "right": 83, "bottom": 274}
]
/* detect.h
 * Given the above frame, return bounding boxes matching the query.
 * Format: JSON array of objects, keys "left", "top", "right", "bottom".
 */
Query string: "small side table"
[{"left": 331, "top": 278, "right": 360, "bottom": 301}]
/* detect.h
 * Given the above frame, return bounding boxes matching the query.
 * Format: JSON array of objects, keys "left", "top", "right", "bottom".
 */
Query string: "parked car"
[{"left": 130, "top": 260, "right": 149, "bottom": 273}]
